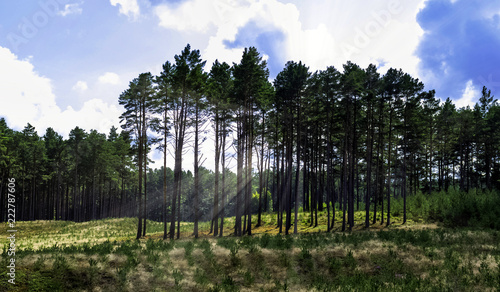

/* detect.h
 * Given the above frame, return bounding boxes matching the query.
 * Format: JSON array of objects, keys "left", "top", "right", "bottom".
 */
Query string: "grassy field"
[{"left": 1, "top": 211, "right": 500, "bottom": 291}]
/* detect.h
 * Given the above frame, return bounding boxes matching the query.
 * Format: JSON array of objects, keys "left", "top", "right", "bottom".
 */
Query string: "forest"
[{"left": 1, "top": 43, "right": 500, "bottom": 238}]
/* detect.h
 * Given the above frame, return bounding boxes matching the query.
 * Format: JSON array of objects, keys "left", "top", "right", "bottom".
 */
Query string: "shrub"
[
  {"left": 259, "top": 233, "right": 271, "bottom": 248},
  {"left": 392, "top": 189, "right": 500, "bottom": 229}
]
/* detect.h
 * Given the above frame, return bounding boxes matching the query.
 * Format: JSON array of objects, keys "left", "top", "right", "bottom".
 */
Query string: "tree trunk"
[
  {"left": 136, "top": 101, "right": 144, "bottom": 239},
  {"left": 219, "top": 123, "right": 227, "bottom": 237},
  {"left": 293, "top": 105, "right": 301, "bottom": 234},
  {"left": 213, "top": 111, "right": 220, "bottom": 236},
  {"left": 163, "top": 119, "right": 168, "bottom": 239},
  {"left": 365, "top": 102, "right": 373, "bottom": 228},
  {"left": 193, "top": 103, "right": 200, "bottom": 238},
  {"left": 257, "top": 115, "right": 265, "bottom": 227},
  {"left": 386, "top": 105, "right": 393, "bottom": 226},
  {"left": 142, "top": 103, "right": 148, "bottom": 237}
]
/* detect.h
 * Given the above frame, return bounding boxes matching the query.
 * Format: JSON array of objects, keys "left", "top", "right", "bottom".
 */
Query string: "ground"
[{"left": 1, "top": 211, "right": 499, "bottom": 291}]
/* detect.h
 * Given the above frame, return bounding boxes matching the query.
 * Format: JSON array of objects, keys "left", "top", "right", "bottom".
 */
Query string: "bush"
[
  {"left": 394, "top": 189, "right": 500, "bottom": 229},
  {"left": 437, "top": 189, "right": 500, "bottom": 229}
]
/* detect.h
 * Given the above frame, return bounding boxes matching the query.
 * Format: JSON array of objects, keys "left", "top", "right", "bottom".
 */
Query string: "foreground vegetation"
[{"left": 2, "top": 207, "right": 500, "bottom": 291}]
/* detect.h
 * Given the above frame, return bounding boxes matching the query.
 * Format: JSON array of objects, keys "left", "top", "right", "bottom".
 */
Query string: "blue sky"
[
  {"left": 417, "top": 0, "right": 500, "bottom": 103},
  {"left": 1, "top": 0, "right": 499, "bottom": 169}
]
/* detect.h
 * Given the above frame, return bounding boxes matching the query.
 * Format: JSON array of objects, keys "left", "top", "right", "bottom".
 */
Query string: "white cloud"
[
  {"left": 72, "top": 80, "right": 88, "bottom": 91},
  {"left": 56, "top": 99, "right": 121, "bottom": 136},
  {"left": 455, "top": 80, "right": 479, "bottom": 109},
  {"left": 98, "top": 72, "right": 120, "bottom": 85},
  {"left": 58, "top": 3, "right": 83, "bottom": 17},
  {"left": 110, "top": 0, "right": 140, "bottom": 20},
  {"left": 0, "top": 46, "right": 59, "bottom": 131},
  {"left": 155, "top": 1, "right": 219, "bottom": 33},
  {"left": 154, "top": 0, "right": 423, "bottom": 76},
  {"left": 154, "top": 0, "right": 335, "bottom": 71},
  {"left": 0, "top": 46, "right": 121, "bottom": 138}
]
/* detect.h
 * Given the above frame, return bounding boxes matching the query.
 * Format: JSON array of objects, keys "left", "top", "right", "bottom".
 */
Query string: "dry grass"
[{"left": 1, "top": 213, "right": 499, "bottom": 291}]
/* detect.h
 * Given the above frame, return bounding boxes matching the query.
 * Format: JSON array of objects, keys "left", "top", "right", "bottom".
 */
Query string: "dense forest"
[{"left": 2, "top": 44, "right": 500, "bottom": 238}]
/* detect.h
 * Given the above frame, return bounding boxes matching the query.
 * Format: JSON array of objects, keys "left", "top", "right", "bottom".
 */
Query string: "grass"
[
  {"left": 1, "top": 209, "right": 499, "bottom": 291},
  {"left": 0, "top": 206, "right": 422, "bottom": 251}
]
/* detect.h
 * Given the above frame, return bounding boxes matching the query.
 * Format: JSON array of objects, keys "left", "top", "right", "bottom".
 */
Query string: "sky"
[{"left": 1, "top": 0, "right": 500, "bottom": 170}]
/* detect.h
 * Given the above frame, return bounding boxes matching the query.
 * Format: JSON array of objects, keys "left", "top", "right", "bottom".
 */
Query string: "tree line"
[{"left": 1, "top": 44, "right": 499, "bottom": 237}]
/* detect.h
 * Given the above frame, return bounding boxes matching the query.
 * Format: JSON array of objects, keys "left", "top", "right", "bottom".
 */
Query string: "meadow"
[{"left": 1, "top": 201, "right": 500, "bottom": 291}]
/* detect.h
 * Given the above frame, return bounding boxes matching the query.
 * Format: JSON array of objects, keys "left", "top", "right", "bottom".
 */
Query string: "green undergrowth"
[
  {"left": 390, "top": 188, "right": 500, "bottom": 229},
  {"left": 2, "top": 189, "right": 500, "bottom": 290},
  {"left": 0, "top": 208, "right": 420, "bottom": 252},
  {"left": 2, "top": 225, "right": 500, "bottom": 291}
]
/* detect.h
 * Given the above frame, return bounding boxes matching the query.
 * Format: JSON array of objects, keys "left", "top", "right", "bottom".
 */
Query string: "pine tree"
[
  {"left": 232, "top": 47, "right": 271, "bottom": 236},
  {"left": 207, "top": 60, "right": 232, "bottom": 236},
  {"left": 153, "top": 60, "right": 174, "bottom": 239},
  {"left": 119, "top": 72, "right": 155, "bottom": 239}
]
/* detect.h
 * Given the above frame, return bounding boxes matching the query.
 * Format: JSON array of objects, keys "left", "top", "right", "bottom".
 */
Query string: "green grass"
[
  {"left": 1, "top": 201, "right": 499, "bottom": 291},
  {"left": 2, "top": 222, "right": 499, "bottom": 291},
  {"left": 0, "top": 205, "right": 420, "bottom": 253}
]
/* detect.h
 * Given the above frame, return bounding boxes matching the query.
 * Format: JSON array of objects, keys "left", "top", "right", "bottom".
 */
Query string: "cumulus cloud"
[
  {"left": 58, "top": 3, "right": 83, "bottom": 17},
  {"left": 56, "top": 99, "right": 121, "bottom": 137},
  {"left": 455, "top": 80, "right": 480, "bottom": 109},
  {"left": 416, "top": 0, "right": 500, "bottom": 101},
  {"left": 155, "top": 0, "right": 335, "bottom": 75},
  {"left": 155, "top": 0, "right": 221, "bottom": 33},
  {"left": 154, "top": 0, "right": 423, "bottom": 78},
  {"left": 72, "top": 80, "right": 88, "bottom": 91},
  {"left": 0, "top": 46, "right": 120, "bottom": 137},
  {"left": 0, "top": 47, "right": 59, "bottom": 131},
  {"left": 110, "top": 0, "right": 140, "bottom": 19},
  {"left": 98, "top": 72, "right": 120, "bottom": 85}
]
